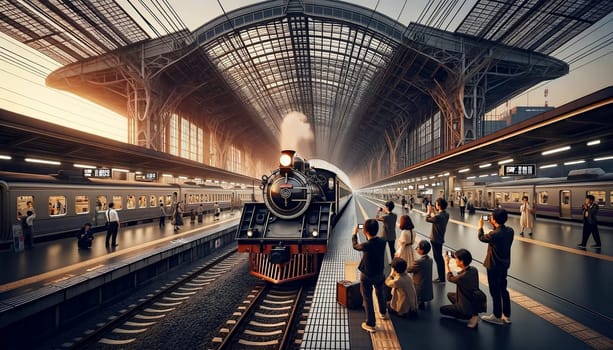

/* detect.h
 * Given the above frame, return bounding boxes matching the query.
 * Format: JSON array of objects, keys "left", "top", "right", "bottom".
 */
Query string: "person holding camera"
[
  {"left": 407, "top": 240, "right": 434, "bottom": 309},
  {"left": 478, "top": 208, "right": 514, "bottom": 325},
  {"left": 353, "top": 219, "right": 388, "bottom": 333},
  {"left": 440, "top": 249, "right": 481, "bottom": 328},
  {"left": 426, "top": 197, "right": 449, "bottom": 283},
  {"left": 376, "top": 201, "right": 398, "bottom": 259}
]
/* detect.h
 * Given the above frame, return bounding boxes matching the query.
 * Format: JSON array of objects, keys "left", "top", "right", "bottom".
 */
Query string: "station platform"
[
  {"left": 0, "top": 210, "right": 240, "bottom": 299},
  {"left": 301, "top": 195, "right": 613, "bottom": 350}
]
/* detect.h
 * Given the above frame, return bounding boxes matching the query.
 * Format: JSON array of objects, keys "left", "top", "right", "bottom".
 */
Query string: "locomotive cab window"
[
  {"left": 17, "top": 196, "right": 35, "bottom": 218},
  {"left": 75, "top": 195, "right": 89, "bottom": 214}
]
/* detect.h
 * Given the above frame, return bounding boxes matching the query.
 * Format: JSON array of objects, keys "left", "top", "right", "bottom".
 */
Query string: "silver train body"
[
  {"left": 0, "top": 171, "right": 260, "bottom": 248},
  {"left": 236, "top": 151, "right": 352, "bottom": 284},
  {"left": 461, "top": 168, "right": 613, "bottom": 223}
]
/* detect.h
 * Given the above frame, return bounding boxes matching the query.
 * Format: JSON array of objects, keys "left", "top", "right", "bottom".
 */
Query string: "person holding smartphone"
[
  {"left": 376, "top": 201, "right": 398, "bottom": 259},
  {"left": 353, "top": 219, "right": 388, "bottom": 333},
  {"left": 426, "top": 198, "right": 449, "bottom": 283},
  {"left": 478, "top": 208, "right": 514, "bottom": 325}
]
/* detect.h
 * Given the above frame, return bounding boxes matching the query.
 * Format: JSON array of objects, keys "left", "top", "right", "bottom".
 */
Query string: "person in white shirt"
[{"left": 105, "top": 202, "right": 120, "bottom": 247}]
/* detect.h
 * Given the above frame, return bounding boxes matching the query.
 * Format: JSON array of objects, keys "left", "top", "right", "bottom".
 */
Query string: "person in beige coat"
[
  {"left": 519, "top": 196, "right": 534, "bottom": 236},
  {"left": 385, "top": 257, "right": 418, "bottom": 318}
]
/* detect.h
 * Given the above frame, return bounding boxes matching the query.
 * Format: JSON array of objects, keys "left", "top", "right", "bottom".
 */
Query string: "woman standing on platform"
[
  {"left": 519, "top": 196, "right": 534, "bottom": 236},
  {"left": 173, "top": 202, "right": 184, "bottom": 231},
  {"left": 395, "top": 215, "right": 416, "bottom": 267}
]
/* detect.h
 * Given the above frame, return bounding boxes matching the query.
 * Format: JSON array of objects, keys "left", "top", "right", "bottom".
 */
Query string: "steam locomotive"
[{"left": 235, "top": 150, "right": 352, "bottom": 284}]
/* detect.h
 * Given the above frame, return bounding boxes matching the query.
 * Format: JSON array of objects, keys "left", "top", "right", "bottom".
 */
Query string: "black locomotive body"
[{"left": 236, "top": 150, "right": 351, "bottom": 284}]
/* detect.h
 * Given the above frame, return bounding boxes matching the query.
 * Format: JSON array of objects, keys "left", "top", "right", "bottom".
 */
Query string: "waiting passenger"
[
  {"left": 21, "top": 210, "right": 36, "bottom": 249},
  {"left": 439, "top": 249, "right": 482, "bottom": 328},
  {"left": 159, "top": 203, "right": 167, "bottom": 228},
  {"left": 407, "top": 240, "right": 433, "bottom": 309},
  {"left": 77, "top": 223, "right": 94, "bottom": 249},
  {"left": 395, "top": 215, "right": 416, "bottom": 267},
  {"left": 213, "top": 202, "right": 221, "bottom": 221},
  {"left": 190, "top": 208, "right": 196, "bottom": 224},
  {"left": 173, "top": 202, "right": 184, "bottom": 231},
  {"left": 197, "top": 204, "right": 204, "bottom": 223},
  {"left": 578, "top": 194, "right": 601, "bottom": 249},
  {"left": 519, "top": 196, "right": 534, "bottom": 236},
  {"left": 105, "top": 202, "right": 120, "bottom": 247},
  {"left": 376, "top": 200, "right": 398, "bottom": 258},
  {"left": 385, "top": 257, "right": 418, "bottom": 318}
]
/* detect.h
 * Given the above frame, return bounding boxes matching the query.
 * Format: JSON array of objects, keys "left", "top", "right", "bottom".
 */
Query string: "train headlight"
[
  {"left": 311, "top": 229, "right": 319, "bottom": 237},
  {"left": 247, "top": 229, "right": 254, "bottom": 237},
  {"left": 279, "top": 150, "right": 295, "bottom": 172}
]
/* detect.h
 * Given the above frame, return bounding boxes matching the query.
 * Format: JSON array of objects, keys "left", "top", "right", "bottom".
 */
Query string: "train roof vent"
[{"left": 567, "top": 168, "right": 605, "bottom": 180}]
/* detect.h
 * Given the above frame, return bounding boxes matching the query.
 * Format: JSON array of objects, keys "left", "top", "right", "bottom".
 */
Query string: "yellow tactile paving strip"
[{"left": 475, "top": 272, "right": 613, "bottom": 350}]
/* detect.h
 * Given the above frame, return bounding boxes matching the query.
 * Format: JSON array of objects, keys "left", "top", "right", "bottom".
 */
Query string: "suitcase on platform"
[{"left": 336, "top": 280, "right": 362, "bottom": 309}]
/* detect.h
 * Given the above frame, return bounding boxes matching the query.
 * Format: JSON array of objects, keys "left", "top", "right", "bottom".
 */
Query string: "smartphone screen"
[
  {"left": 482, "top": 215, "right": 489, "bottom": 221},
  {"left": 358, "top": 224, "right": 364, "bottom": 229}
]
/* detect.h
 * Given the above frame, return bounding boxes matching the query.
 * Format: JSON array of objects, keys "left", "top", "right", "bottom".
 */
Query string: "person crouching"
[
  {"left": 440, "top": 248, "right": 481, "bottom": 328},
  {"left": 385, "top": 257, "right": 418, "bottom": 318},
  {"left": 77, "top": 223, "right": 94, "bottom": 249}
]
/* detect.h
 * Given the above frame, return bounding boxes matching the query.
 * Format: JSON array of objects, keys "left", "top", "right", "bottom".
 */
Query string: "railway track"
[
  {"left": 58, "top": 248, "right": 243, "bottom": 349},
  {"left": 211, "top": 283, "right": 314, "bottom": 350}
]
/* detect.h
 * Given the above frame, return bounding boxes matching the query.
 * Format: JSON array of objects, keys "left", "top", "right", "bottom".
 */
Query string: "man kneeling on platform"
[
  {"left": 77, "top": 223, "right": 94, "bottom": 249},
  {"left": 385, "top": 257, "right": 418, "bottom": 318},
  {"left": 440, "top": 248, "right": 483, "bottom": 328}
]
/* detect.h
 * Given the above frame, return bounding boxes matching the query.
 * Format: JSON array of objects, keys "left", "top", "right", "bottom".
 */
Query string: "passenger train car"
[
  {"left": 235, "top": 150, "right": 352, "bottom": 284},
  {"left": 0, "top": 170, "right": 259, "bottom": 248},
  {"left": 462, "top": 168, "right": 613, "bottom": 224}
]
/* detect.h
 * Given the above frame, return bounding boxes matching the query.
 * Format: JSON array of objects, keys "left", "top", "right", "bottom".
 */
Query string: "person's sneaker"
[
  {"left": 467, "top": 315, "right": 480, "bottom": 328},
  {"left": 481, "top": 314, "right": 504, "bottom": 325},
  {"left": 361, "top": 322, "right": 376, "bottom": 333},
  {"left": 591, "top": 244, "right": 602, "bottom": 248},
  {"left": 576, "top": 244, "right": 586, "bottom": 249},
  {"left": 502, "top": 315, "right": 512, "bottom": 324}
]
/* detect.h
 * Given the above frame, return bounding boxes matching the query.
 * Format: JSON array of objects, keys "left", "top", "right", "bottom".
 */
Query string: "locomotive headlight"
[
  {"left": 280, "top": 154, "right": 292, "bottom": 167},
  {"left": 311, "top": 229, "right": 319, "bottom": 237},
  {"left": 279, "top": 150, "right": 295, "bottom": 172},
  {"left": 247, "top": 229, "right": 254, "bottom": 237}
]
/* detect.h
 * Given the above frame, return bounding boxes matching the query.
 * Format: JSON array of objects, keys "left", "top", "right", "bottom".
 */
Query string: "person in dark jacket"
[
  {"left": 440, "top": 248, "right": 481, "bottom": 328},
  {"left": 407, "top": 240, "right": 434, "bottom": 309},
  {"left": 478, "top": 208, "right": 514, "bottom": 325},
  {"left": 376, "top": 200, "right": 398, "bottom": 258},
  {"left": 578, "top": 194, "right": 601, "bottom": 249},
  {"left": 426, "top": 198, "right": 449, "bottom": 283},
  {"left": 77, "top": 223, "right": 94, "bottom": 249},
  {"left": 353, "top": 219, "right": 388, "bottom": 333}
]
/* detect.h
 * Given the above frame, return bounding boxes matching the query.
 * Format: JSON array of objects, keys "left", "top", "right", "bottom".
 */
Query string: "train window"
[
  {"left": 150, "top": 195, "right": 157, "bottom": 207},
  {"left": 587, "top": 191, "right": 606, "bottom": 206},
  {"left": 503, "top": 192, "right": 510, "bottom": 202},
  {"left": 537, "top": 191, "right": 549, "bottom": 204},
  {"left": 75, "top": 195, "right": 89, "bottom": 214},
  {"left": 112, "top": 196, "right": 123, "bottom": 210},
  {"left": 610, "top": 191, "right": 613, "bottom": 207},
  {"left": 511, "top": 193, "right": 521, "bottom": 202},
  {"left": 164, "top": 195, "right": 172, "bottom": 206},
  {"left": 17, "top": 196, "right": 35, "bottom": 218},
  {"left": 127, "top": 195, "right": 136, "bottom": 209},
  {"left": 96, "top": 196, "right": 107, "bottom": 211},
  {"left": 49, "top": 196, "right": 66, "bottom": 216},
  {"left": 138, "top": 195, "right": 147, "bottom": 208}
]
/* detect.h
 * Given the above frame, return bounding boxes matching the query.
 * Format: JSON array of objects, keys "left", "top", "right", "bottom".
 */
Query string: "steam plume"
[{"left": 280, "top": 111, "right": 314, "bottom": 156}]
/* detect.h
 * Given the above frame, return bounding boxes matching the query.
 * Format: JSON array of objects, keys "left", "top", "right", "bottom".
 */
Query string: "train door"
[{"left": 560, "top": 190, "right": 571, "bottom": 218}]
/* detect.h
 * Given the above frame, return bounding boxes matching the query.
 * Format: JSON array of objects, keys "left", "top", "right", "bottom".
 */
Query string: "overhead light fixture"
[
  {"left": 587, "top": 140, "right": 600, "bottom": 146},
  {"left": 162, "top": 174, "right": 173, "bottom": 178},
  {"left": 466, "top": 176, "right": 476, "bottom": 179},
  {"left": 539, "top": 164, "right": 557, "bottom": 169},
  {"left": 498, "top": 158, "right": 513, "bottom": 165},
  {"left": 564, "top": 160, "right": 585, "bottom": 165},
  {"left": 0, "top": 155, "right": 12, "bottom": 160},
  {"left": 443, "top": 172, "right": 450, "bottom": 176},
  {"left": 594, "top": 156, "right": 613, "bottom": 161},
  {"left": 479, "top": 174, "right": 489, "bottom": 178},
  {"left": 178, "top": 176, "right": 188, "bottom": 179},
  {"left": 73, "top": 163, "right": 96, "bottom": 169},
  {"left": 458, "top": 168, "right": 470, "bottom": 173},
  {"left": 490, "top": 173, "right": 497, "bottom": 176},
  {"left": 25, "top": 158, "right": 60, "bottom": 165},
  {"left": 112, "top": 168, "right": 129, "bottom": 173},
  {"left": 542, "top": 146, "right": 570, "bottom": 155},
  {"left": 479, "top": 163, "right": 492, "bottom": 168}
]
